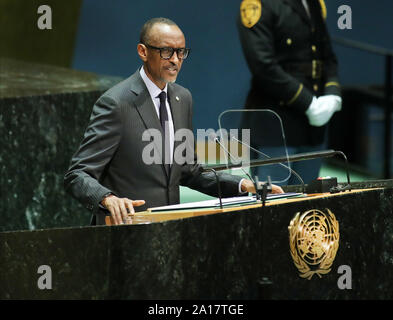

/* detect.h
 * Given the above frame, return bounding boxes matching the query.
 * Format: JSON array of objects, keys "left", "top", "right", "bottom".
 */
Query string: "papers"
[
  {"left": 149, "top": 192, "right": 304, "bottom": 212},
  {"left": 149, "top": 196, "right": 257, "bottom": 212},
  {"left": 265, "top": 192, "right": 305, "bottom": 200}
]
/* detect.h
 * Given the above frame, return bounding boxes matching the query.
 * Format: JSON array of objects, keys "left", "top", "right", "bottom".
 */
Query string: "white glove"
[
  {"left": 305, "top": 95, "right": 342, "bottom": 127},
  {"left": 318, "top": 95, "right": 342, "bottom": 112}
]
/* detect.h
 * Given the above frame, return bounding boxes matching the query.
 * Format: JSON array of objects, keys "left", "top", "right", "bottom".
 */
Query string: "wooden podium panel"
[{"left": 104, "top": 189, "right": 377, "bottom": 226}]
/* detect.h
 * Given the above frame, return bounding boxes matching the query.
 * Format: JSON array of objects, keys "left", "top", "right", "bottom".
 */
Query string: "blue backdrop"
[{"left": 72, "top": 0, "right": 393, "bottom": 131}]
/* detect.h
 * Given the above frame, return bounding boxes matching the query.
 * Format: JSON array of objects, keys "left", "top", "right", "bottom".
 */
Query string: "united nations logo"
[
  {"left": 240, "top": 0, "right": 262, "bottom": 28},
  {"left": 288, "top": 209, "right": 339, "bottom": 280}
]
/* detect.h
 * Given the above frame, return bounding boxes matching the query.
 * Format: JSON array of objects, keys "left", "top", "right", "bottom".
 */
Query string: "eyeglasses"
[{"left": 143, "top": 43, "right": 190, "bottom": 60}]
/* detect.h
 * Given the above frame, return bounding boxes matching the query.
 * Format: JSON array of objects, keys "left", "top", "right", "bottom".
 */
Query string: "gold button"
[
  {"left": 313, "top": 84, "right": 319, "bottom": 91},
  {"left": 312, "top": 45, "right": 317, "bottom": 52},
  {"left": 286, "top": 38, "right": 292, "bottom": 45}
]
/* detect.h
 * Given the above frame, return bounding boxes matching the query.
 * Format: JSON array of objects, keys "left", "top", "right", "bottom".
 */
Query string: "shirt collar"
[{"left": 139, "top": 66, "right": 168, "bottom": 100}]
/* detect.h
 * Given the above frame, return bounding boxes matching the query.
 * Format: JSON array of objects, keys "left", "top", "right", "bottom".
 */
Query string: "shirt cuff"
[
  {"left": 238, "top": 178, "right": 248, "bottom": 194},
  {"left": 99, "top": 192, "right": 113, "bottom": 209}
]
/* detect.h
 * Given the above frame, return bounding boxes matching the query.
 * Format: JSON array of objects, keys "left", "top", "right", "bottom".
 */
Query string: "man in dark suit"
[
  {"left": 64, "top": 18, "right": 283, "bottom": 226},
  {"left": 237, "top": 0, "right": 342, "bottom": 184}
]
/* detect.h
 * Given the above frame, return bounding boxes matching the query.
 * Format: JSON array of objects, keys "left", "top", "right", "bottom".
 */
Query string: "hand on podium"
[
  {"left": 241, "top": 179, "right": 284, "bottom": 194},
  {"left": 101, "top": 195, "right": 145, "bottom": 225}
]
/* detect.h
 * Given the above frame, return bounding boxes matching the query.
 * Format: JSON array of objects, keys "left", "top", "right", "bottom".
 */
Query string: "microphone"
[
  {"left": 202, "top": 137, "right": 352, "bottom": 193},
  {"left": 208, "top": 132, "right": 256, "bottom": 185},
  {"left": 209, "top": 132, "right": 277, "bottom": 202},
  {"left": 230, "top": 135, "right": 305, "bottom": 193}
]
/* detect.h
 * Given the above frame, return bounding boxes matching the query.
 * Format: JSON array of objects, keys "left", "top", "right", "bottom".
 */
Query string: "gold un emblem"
[
  {"left": 240, "top": 0, "right": 262, "bottom": 28},
  {"left": 288, "top": 209, "right": 339, "bottom": 280}
]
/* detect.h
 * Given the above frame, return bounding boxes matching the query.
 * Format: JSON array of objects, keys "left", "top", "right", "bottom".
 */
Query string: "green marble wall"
[{"left": 0, "top": 58, "right": 122, "bottom": 232}]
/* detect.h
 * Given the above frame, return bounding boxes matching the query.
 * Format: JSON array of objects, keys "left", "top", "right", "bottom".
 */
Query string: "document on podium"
[
  {"left": 149, "top": 196, "right": 257, "bottom": 212},
  {"left": 148, "top": 193, "right": 303, "bottom": 212}
]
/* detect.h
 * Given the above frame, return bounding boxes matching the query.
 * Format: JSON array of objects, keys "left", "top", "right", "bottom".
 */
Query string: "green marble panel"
[{"left": 0, "top": 58, "right": 123, "bottom": 232}]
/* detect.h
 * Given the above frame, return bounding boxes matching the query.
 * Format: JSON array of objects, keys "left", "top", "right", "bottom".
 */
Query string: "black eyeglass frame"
[{"left": 143, "top": 43, "right": 191, "bottom": 60}]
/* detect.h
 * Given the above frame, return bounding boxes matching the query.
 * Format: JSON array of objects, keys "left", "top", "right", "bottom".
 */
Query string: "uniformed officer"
[{"left": 237, "top": 0, "right": 342, "bottom": 184}]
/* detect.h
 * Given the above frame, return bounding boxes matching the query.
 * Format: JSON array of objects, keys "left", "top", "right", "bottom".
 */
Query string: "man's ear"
[{"left": 137, "top": 43, "right": 148, "bottom": 62}]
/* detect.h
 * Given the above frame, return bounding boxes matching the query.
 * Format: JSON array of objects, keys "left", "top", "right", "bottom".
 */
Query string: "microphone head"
[
  {"left": 229, "top": 134, "right": 237, "bottom": 141},
  {"left": 208, "top": 132, "right": 219, "bottom": 142}
]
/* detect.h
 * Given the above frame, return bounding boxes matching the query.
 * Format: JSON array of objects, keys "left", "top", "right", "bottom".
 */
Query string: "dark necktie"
[{"left": 158, "top": 91, "right": 171, "bottom": 175}]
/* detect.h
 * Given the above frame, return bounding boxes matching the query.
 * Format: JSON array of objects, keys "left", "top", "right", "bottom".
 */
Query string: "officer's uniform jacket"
[{"left": 237, "top": 0, "right": 341, "bottom": 146}]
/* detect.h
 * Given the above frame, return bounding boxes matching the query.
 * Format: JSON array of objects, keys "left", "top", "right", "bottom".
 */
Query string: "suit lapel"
[
  {"left": 134, "top": 89, "right": 162, "bottom": 134},
  {"left": 129, "top": 71, "right": 168, "bottom": 178},
  {"left": 283, "top": 0, "right": 311, "bottom": 25},
  {"left": 167, "top": 84, "right": 182, "bottom": 143}
]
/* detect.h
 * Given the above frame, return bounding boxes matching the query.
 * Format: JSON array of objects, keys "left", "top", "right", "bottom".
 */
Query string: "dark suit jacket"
[{"left": 64, "top": 69, "right": 242, "bottom": 225}]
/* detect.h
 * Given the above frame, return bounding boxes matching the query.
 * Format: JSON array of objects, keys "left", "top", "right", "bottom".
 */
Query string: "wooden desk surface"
[{"left": 105, "top": 188, "right": 379, "bottom": 226}]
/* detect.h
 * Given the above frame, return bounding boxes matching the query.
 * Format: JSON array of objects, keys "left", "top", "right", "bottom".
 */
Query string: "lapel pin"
[{"left": 176, "top": 96, "right": 180, "bottom": 101}]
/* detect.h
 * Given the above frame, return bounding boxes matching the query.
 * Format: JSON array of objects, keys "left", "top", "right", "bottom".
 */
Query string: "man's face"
[{"left": 138, "top": 23, "right": 186, "bottom": 90}]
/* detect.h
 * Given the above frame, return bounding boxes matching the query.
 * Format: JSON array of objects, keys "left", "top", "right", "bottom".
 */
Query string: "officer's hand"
[
  {"left": 318, "top": 95, "right": 342, "bottom": 112},
  {"left": 101, "top": 195, "right": 145, "bottom": 225},
  {"left": 305, "top": 95, "right": 341, "bottom": 127}
]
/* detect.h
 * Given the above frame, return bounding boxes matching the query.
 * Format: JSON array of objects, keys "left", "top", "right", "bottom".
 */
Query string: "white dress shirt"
[
  {"left": 302, "top": 0, "right": 311, "bottom": 18},
  {"left": 140, "top": 66, "right": 174, "bottom": 165}
]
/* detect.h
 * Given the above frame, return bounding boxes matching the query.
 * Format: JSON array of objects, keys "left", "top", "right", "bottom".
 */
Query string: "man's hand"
[
  {"left": 101, "top": 195, "right": 145, "bottom": 225},
  {"left": 241, "top": 179, "right": 284, "bottom": 194}
]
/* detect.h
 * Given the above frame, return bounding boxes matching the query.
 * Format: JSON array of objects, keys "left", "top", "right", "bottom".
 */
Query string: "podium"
[{"left": 1, "top": 186, "right": 393, "bottom": 299}]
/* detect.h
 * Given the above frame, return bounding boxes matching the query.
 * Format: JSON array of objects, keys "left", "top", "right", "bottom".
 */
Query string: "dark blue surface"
[
  {"left": 72, "top": 0, "right": 250, "bottom": 131},
  {"left": 326, "top": 0, "right": 393, "bottom": 86},
  {"left": 72, "top": 0, "right": 393, "bottom": 130}
]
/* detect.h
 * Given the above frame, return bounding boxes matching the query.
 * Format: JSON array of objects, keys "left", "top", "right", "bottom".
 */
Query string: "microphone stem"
[
  {"left": 215, "top": 138, "right": 256, "bottom": 184},
  {"left": 231, "top": 136, "right": 305, "bottom": 193}
]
